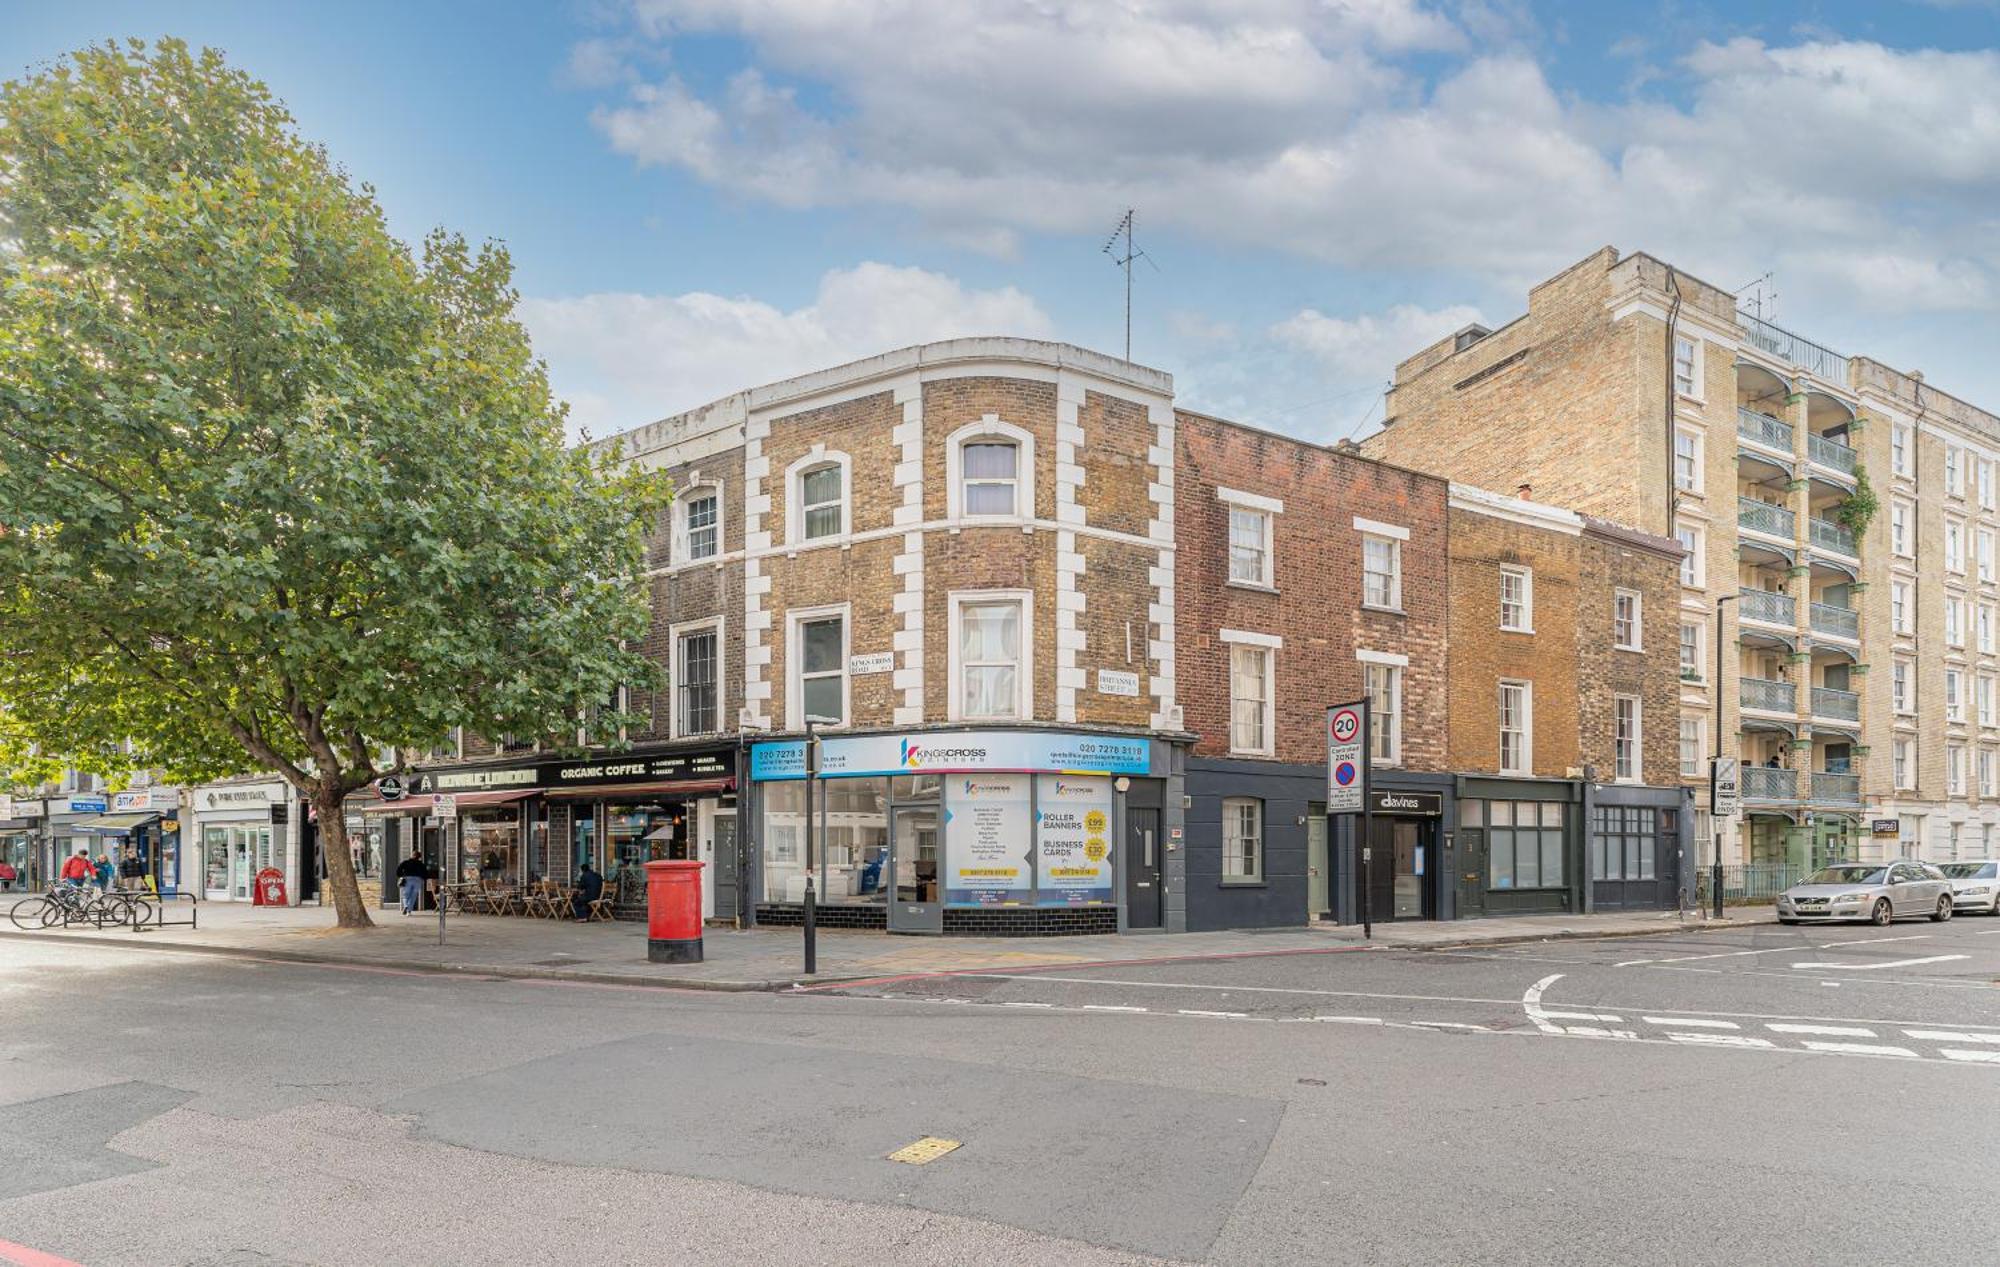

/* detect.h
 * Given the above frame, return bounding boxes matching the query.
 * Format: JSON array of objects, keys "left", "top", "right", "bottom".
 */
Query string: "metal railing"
[
  {"left": 1739, "top": 310, "right": 1851, "bottom": 385},
  {"left": 1810, "top": 516, "right": 1857, "bottom": 557},
  {"left": 1741, "top": 765, "right": 1799, "bottom": 801},
  {"left": 1739, "top": 588, "right": 1796, "bottom": 626},
  {"left": 1809, "top": 601, "right": 1859, "bottom": 639},
  {"left": 1811, "top": 771, "right": 1862, "bottom": 804},
  {"left": 1811, "top": 686, "right": 1860, "bottom": 721},
  {"left": 1697, "top": 864, "right": 1809, "bottom": 905},
  {"left": 1736, "top": 408, "right": 1794, "bottom": 453},
  {"left": 1739, "top": 496, "right": 1796, "bottom": 539},
  {"left": 1740, "top": 676, "right": 1796, "bottom": 712},
  {"left": 1807, "top": 432, "right": 1857, "bottom": 476}
]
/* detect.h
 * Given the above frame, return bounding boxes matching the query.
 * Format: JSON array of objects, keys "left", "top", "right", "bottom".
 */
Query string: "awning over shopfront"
[
  {"left": 0, "top": 818, "right": 33, "bottom": 832},
  {"left": 76, "top": 812, "right": 162, "bottom": 835},
  {"left": 542, "top": 778, "right": 732, "bottom": 800},
  {"left": 362, "top": 789, "right": 538, "bottom": 815}
]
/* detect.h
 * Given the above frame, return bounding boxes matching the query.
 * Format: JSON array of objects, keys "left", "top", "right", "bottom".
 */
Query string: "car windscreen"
[
  {"left": 1940, "top": 862, "right": 1999, "bottom": 879},
  {"left": 1804, "top": 867, "right": 1887, "bottom": 886}
]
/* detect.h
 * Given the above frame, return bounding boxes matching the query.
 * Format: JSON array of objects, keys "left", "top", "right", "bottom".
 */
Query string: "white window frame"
[
  {"left": 1358, "top": 650, "right": 1405, "bottom": 766},
  {"left": 1892, "top": 581, "right": 1914, "bottom": 636},
  {"left": 949, "top": 590, "right": 1034, "bottom": 723},
  {"left": 1614, "top": 695, "right": 1642, "bottom": 783},
  {"left": 1891, "top": 425, "right": 1911, "bottom": 478},
  {"left": 1891, "top": 499, "right": 1914, "bottom": 558},
  {"left": 1358, "top": 527, "right": 1404, "bottom": 612},
  {"left": 1675, "top": 523, "right": 1702, "bottom": 588},
  {"left": 675, "top": 481, "right": 723, "bottom": 564},
  {"left": 1224, "top": 640, "right": 1276, "bottom": 757},
  {"left": 1983, "top": 748, "right": 1998, "bottom": 798},
  {"left": 1982, "top": 458, "right": 1996, "bottom": 511},
  {"left": 1678, "top": 716, "right": 1703, "bottom": 779},
  {"left": 785, "top": 449, "right": 852, "bottom": 546},
  {"left": 785, "top": 603, "right": 851, "bottom": 729},
  {"left": 1678, "top": 622, "right": 1702, "bottom": 682},
  {"left": 1981, "top": 528, "right": 1996, "bottom": 584},
  {"left": 669, "top": 616, "right": 726, "bottom": 739},
  {"left": 1673, "top": 428, "right": 1701, "bottom": 493},
  {"left": 1499, "top": 566, "right": 1533, "bottom": 633},
  {"left": 1948, "top": 596, "right": 1966, "bottom": 649},
  {"left": 1894, "top": 738, "right": 1915, "bottom": 791},
  {"left": 1947, "top": 518, "right": 1966, "bottom": 575},
  {"left": 1982, "top": 603, "right": 1996, "bottom": 656},
  {"left": 1673, "top": 334, "right": 1701, "bottom": 399},
  {"left": 1949, "top": 743, "right": 1966, "bottom": 797},
  {"left": 1498, "top": 679, "right": 1532, "bottom": 775},
  {"left": 1221, "top": 796, "right": 1264, "bottom": 883},
  {"left": 946, "top": 416, "right": 1036, "bottom": 521},
  {"left": 1227, "top": 507, "right": 1274, "bottom": 589},
  {"left": 1614, "top": 588, "right": 1642, "bottom": 651},
  {"left": 1946, "top": 668, "right": 1964, "bottom": 724},
  {"left": 1946, "top": 444, "right": 1964, "bottom": 497},
  {"left": 1893, "top": 660, "right": 1914, "bottom": 715},
  {"left": 1980, "top": 673, "right": 1996, "bottom": 729}
]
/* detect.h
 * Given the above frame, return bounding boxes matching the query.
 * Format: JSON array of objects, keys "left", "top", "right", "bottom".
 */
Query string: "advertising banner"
[
  {"left": 751, "top": 730, "right": 1149, "bottom": 781},
  {"left": 1034, "top": 774, "right": 1114, "bottom": 906},
  {"left": 944, "top": 774, "right": 1033, "bottom": 905}
]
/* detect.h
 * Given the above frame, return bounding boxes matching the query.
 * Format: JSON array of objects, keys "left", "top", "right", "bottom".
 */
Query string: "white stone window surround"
[
  {"left": 668, "top": 615, "right": 727, "bottom": 740},
  {"left": 945, "top": 415, "right": 1037, "bottom": 522},
  {"left": 673, "top": 478, "right": 725, "bottom": 566},
  {"left": 784, "top": 447, "right": 854, "bottom": 547},
  {"left": 785, "top": 602, "right": 852, "bottom": 729},
  {"left": 1355, "top": 517, "right": 1407, "bottom": 612},
  {"left": 1219, "top": 486, "right": 1282, "bottom": 592},
  {"left": 1672, "top": 333, "right": 1704, "bottom": 403},
  {"left": 1614, "top": 588, "right": 1643, "bottom": 651},
  {"left": 1500, "top": 565, "right": 1534, "bottom": 633},
  {"left": 1220, "top": 629, "right": 1281, "bottom": 758},
  {"left": 1357, "top": 648, "right": 1406, "bottom": 767},
  {"left": 1499, "top": 678, "right": 1533, "bottom": 775},
  {"left": 948, "top": 589, "right": 1035, "bottom": 723}
]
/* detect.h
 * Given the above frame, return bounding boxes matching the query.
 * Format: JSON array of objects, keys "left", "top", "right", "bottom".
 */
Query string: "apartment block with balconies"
[{"left": 1361, "top": 246, "right": 1966, "bottom": 870}]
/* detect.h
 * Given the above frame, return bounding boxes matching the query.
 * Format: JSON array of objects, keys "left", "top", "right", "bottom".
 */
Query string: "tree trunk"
[{"left": 312, "top": 780, "right": 374, "bottom": 929}]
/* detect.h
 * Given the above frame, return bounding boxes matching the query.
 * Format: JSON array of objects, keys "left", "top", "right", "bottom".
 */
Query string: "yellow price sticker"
[
  {"left": 1084, "top": 810, "right": 1108, "bottom": 833},
  {"left": 1083, "top": 836, "right": 1107, "bottom": 861}
]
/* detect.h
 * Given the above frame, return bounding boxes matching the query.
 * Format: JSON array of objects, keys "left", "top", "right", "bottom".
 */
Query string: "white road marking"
[
  {"left": 1537, "top": 1009, "right": 1625, "bottom": 1022},
  {"left": 1000, "top": 1001, "right": 1055, "bottom": 1008},
  {"left": 1612, "top": 960, "right": 1655, "bottom": 967},
  {"left": 1790, "top": 954, "right": 1970, "bottom": 971},
  {"left": 1177, "top": 1009, "right": 1248, "bottom": 1019},
  {"left": 1818, "top": 934, "right": 1930, "bottom": 948},
  {"left": 1522, "top": 974, "right": 1569, "bottom": 1036},
  {"left": 1801, "top": 1041, "right": 1919, "bottom": 1059},
  {"left": 1650, "top": 946, "right": 1796, "bottom": 964},
  {"left": 1411, "top": 1021, "right": 1490, "bottom": 1031},
  {"left": 1080, "top": 1004, "right": 1148, "bottom": 1013},
  {"left": 1279, "top": 1015, "right": 1385, "bottom": 1025},
  {"left": 1768, "top": 1023, "right": 1877, "bottom": 1037},
  {"left": 1669, "top": 1033, "right": 1776, "bottom": 1049},
  {"left": 1903, "top": 1030, "right": 2000, "bottom": 1044},
  {"left": 1643, "top": 1016, "right": 1736, "bottom": 1029},
  {"left": 1561, "top": 1025, "right": 1640, "bottom": 1040},
  {"left": 1942, "top": 1049, "right": 2000, "bottom": 1064}
]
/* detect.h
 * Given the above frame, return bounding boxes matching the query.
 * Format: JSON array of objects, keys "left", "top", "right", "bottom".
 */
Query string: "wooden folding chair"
[{"left": 587, "top": 881, "right": 618, "bottom": 922}]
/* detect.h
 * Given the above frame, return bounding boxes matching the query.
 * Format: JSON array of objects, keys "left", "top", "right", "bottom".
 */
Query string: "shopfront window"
[
  {"left": 572, "top": 812, "right": 597, "bottom": 876},
  {"left": 605, "top": 802, "right": 676, "bottom": 895},
  {"left": 461, "top": 809, "right": 521, "bottom": 886},
  {"left": 1590, "top": 805, "right": 1658, "bottom": 881},
  {"left": 1483, "top": 801, "right": 1565, "bottom": 890},
  {"left": 344, "top": 816, "right": 383, "bottom": 885},
  {"left": 760, "top": 778, "right": 889, "bottom": 904}
]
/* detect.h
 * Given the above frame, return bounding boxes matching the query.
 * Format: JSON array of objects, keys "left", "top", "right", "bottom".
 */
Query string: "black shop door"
[
  {"left": 1125, "top": 808, "right": 1162, "bottom": 928},
  {"left": 1366, "top": 817, "right": 1434, "bottom": 922}
]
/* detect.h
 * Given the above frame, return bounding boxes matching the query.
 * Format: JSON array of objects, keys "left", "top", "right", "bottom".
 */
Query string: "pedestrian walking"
[
  {"left": 571, "top": 861, "right": 603, "bottom": 922},
  {"left": 0, "top": 860, "right": 16, "bottom": 892},
  {"left": 394, "top": 849, "right": 427, "bottom": 915},
  {"left": 60, "top": 849, "right": 93, "bottom": 890},
  {"left": 93, "top": 853, "right": 115, "bottom": 894},
  {"left": 118, "top": 847, "right": 145, "bottom": 892}
]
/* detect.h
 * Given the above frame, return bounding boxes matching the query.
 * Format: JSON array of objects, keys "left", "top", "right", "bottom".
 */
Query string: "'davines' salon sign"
[{"left": 411, "top": 750, "right": 731, "bottom": 794}]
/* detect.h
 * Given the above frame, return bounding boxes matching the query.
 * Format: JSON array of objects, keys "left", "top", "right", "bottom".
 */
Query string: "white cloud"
[
  {"left": 519, "top": 262, "right": 1054, "bottom": 439},
  {"left": 580, "top": 6, "right": 2000, "bottom": 321},
  {"left": 1271, "top": 302, "right": 1486, "bottom": 379}
]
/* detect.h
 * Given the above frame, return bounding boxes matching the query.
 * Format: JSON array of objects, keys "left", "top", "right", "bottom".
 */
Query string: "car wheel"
[
  {"left": 1933, "top": 895, "right": 1953, "bottom": 922},
  {"left": 1871, "top": 898, "right": 1893, "bottom": 926}
]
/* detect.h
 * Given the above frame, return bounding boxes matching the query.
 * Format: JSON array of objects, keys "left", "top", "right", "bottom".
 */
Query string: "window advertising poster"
[
  {"left": 1035, "top": 774, "right": 1114, "bottom": 905},
  {"left": 944, "top": 775, "right": 1033, "bottom": 905}
]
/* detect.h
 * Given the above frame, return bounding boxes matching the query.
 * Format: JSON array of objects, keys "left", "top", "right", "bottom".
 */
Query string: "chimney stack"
[{"left": 1516, "top": 483, "right": 1533, "bottom": 500}]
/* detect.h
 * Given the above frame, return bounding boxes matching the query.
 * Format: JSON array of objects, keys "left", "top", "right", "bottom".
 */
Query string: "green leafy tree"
[{"left": 0, "top": 40, "right": 670, "bottom": 926}]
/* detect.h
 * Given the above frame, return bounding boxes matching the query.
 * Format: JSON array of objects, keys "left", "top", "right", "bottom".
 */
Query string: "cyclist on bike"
[{"left": 60, "top": 849, "right": 93, "bottom": 889}]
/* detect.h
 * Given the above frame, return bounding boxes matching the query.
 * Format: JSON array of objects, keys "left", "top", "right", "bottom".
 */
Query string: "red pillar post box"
[{"left": 644, "top": 859, "right": 704, "bottom": 963}]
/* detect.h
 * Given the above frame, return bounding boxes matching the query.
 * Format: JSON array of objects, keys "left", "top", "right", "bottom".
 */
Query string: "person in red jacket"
[{"left": 60, "top": 849, "right": 93, "bottom": 889}]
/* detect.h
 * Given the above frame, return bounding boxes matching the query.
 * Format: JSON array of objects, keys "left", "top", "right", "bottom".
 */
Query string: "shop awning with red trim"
[{"left": 541, "top": 778, "right": 732, "bottom": 800}]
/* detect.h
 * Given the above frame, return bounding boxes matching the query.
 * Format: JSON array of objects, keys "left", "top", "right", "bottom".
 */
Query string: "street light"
[
  {"left": 1712, "top": 593, "right": 1738, "bottom": 920},
  {"left": 800, "top": 714, "right": 839, "bottom": 975}
]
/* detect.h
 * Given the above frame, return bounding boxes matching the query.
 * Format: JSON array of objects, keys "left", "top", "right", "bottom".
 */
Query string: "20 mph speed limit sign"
[{"left": 1326, "top": 700, "right": 1369, "bottom": 813}]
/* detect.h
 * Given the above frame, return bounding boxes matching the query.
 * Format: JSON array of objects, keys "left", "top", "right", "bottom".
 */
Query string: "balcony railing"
[
  {"left": 1807, "top": 432, "right": 1856, "bottom": 476},
  {"left": 1739, "top": 497, "right": 1796, "bottom": 539},
  {"left": 1737, "top": 408, "right": 1794, "bottom": 453},
  {"left": 1810, "top": 516, "right": 1857, "bottom": 557},
  {"left": 1809, "top": 601, "right": 1859, "bottom": 640},
  {"left": 1740, "top": 677, "right": 1796, "bottom": 713},
  {"left": 1739, "top": 588, "right": 1796, "bottom": 626},
  {"left": 1739, "top": 310, "right": 1851, "bottom": 385},
  {"left": 1811, "top": 686, "right": 1860, "bottom": 721},
  {"left": 1741, "top": 765, "right": 1799, "bottom": 802},
  {"left": 1811, "top": 771, "right": 1862, "bottom": 805}
]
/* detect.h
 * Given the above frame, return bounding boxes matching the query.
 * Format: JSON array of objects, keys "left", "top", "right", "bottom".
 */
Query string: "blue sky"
[{"left": 6, "top": 1, "right": 2000, "bottom": 442}]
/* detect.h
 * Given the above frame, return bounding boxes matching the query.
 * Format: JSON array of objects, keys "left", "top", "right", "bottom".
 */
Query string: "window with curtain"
[
  {"left": 1229, "top": 644, "right": 1271, "bottom": 753},
  {"left": 1228, "top": 508, "right": 1270, "bottom": 585},
  {"left": 961, "top": 441, "right": 1019, "bottom": 515},
  {"left": 800, "top": 463, "right": 844, "bottom": 539},
  {"left": 1364, "top": 662, "right": 1400, "bottom": 763},
  {"left": 959, "top": 600, "right": 1022, "bottom": 719},
  {"left": 1222, "top": 797, "right": 1262, "bottom": 881},
  {"left": 798, "top": 616, "right": 844, "bottom": 723}
]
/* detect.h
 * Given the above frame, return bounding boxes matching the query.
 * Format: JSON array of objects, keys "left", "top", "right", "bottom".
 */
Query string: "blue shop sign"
[
  {"left": 751, "top": 730, "right": 1149, "bottom": 780},
  {"left": 67, "top": 795, "right": 108, "bottom": 813}
]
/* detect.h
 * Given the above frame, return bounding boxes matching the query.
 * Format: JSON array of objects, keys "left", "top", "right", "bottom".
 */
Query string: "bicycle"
[{"left": 8, "top": 885, "right": 152, "bottom": 930}]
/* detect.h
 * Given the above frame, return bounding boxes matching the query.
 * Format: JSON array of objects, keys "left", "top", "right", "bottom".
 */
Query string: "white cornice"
[{"left": 1448, "top": 482, "right": 1583, "bottom": 535}]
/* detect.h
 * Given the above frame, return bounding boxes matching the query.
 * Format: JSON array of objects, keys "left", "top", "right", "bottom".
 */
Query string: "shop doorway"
[
  {"left": 1365, "top": 817, "right": 1435, "bottom": 921},
  {"left": 1125, "top": 807, "right": 1162, "bottom": 928},
  {"left": 887, "top": 805, "right": 942, "bottom": 934}
]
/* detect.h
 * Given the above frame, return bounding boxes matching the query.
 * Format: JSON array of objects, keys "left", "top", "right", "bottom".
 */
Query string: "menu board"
[
  {"left": 1034, "top": 775, "right": 1114, "bottom": 906},
  {"left": 944, "top": 774, "right": 1033, "bottom": 905}
]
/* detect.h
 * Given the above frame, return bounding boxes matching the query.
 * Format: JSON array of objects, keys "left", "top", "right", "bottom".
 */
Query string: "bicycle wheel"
[
  {"left": 122, "top": 897, "right": 153, "bottom": 926},
  {"left": 8, "top": 897, "right": 50, "bottom": 931}
]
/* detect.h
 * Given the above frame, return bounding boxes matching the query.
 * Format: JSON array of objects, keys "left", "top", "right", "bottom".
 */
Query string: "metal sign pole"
[
  {"left": 1325, "top": 698, "right": 1372, "bottom": 939},
  {"left": 803, "top": 721, "right": 818, "bottom": 976},
  {"left": 1359, "top": 700, "right": 1372, "bottom": 941}
]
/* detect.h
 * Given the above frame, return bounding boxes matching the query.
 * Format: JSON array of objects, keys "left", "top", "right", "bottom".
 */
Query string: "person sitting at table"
[{"left": 572, "top": 861, "right": 603, "bottom": 922}]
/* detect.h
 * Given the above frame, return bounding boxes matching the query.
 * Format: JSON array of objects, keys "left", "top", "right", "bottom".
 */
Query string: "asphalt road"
[{"left": 3, "top": 914, "right": 1999, "bottom": 1266}]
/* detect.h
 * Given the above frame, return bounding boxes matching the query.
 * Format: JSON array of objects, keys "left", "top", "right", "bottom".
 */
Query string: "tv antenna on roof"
[
  {"left": 1738, "top": 271, "right": 1776, "bottom": 322},
  {"left": 1102, "top": 208, "right": 1156, "bottom": 362}
]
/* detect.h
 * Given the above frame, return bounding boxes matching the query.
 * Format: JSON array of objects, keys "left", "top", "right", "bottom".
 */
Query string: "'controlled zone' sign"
[{"left": 1326, "top": 701, "right": 1368, "bottom": 814}]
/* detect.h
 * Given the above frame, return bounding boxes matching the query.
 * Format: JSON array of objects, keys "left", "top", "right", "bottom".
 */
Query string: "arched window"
[
  {"left": 677, "top": 483, "right": 721, "bottom": 562},
  {"left": 947, "top": 417, "right": 1035, "bottom": 520},
  {"left": 786, "top": 451, "right": 851, "bottom": 545}
]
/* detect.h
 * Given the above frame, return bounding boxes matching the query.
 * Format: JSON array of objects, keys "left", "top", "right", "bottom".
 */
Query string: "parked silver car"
[
  {"left": 1940, "top": 860, "right": 2000, "bottom": 914},
  {"left": 1776, "top": 861, "right": 1954, "bottom": 925}
]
